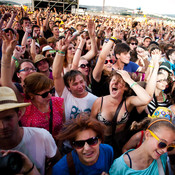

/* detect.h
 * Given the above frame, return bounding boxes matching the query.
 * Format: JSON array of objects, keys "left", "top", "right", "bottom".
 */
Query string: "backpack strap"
[{"left": 66, "top": 152, "right": 76, "bottom": 175}]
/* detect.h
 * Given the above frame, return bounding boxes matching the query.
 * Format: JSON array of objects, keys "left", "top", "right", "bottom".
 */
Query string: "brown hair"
[
  {"left": 63, "top": 70, "right": 85, "bottom": 88},
  {"left": 24, "top": 72, "right": 53, "bottom": 99},
  {"left": 56, "top": 114, "right": 106, "bottom": 145},
  {"left": 131, "top": 117, "right": 175, "bottom": 133}
]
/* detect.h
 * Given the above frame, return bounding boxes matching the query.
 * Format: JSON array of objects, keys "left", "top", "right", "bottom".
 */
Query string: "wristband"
[
  {"left": 23, "top": 163, "right": 34, "bottom": 175},
  {"left": 111, "top": 36, "right": 117, "bottom": 41},
  {"left": 130, "top": 82, "right": 137, "bottom": 88},
  {"left": 148, "top": 65, "right": 154, "bottom": 68},
  {"left": 12, "top": 56, "right": 19, "bottom": 68},
  {"left": 57, "top": 50, "right": 65, "bottom": 54},
  {"left": 77, "top": 48, "right": 82, "bottom": 51}
]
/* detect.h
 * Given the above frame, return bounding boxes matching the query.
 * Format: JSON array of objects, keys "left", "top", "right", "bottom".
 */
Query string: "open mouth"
[
  {"left": 83, "top": 151, "right": 94, "bottom": 158},
  {"left": 112, "top": 87, "right": 118, "bottom": 92}
]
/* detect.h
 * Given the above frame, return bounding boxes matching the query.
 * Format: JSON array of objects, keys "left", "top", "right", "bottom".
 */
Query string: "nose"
[
  {"left": 0, "top": 120, "right": 6, "bottom": 129},
  {"left": 83, "top": 142, "right": 91, "bottom": 150}
]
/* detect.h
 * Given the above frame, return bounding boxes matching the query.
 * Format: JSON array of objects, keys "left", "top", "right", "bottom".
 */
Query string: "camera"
[{"left": 0, "top": 152, "right": 23, "bottom": 175}]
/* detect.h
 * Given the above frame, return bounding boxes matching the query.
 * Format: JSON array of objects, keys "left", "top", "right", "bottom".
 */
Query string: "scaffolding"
[{"left": 32, "top": 0, "right": 78, "bottom": 13}]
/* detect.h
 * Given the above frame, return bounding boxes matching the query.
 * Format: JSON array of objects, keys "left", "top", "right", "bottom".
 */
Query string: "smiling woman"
[
  {"left": 109, "top": 118, "right": 175, "bottom": 175},
  {"left": 53, "top": 115, "right": 114, "bottom": 175}
]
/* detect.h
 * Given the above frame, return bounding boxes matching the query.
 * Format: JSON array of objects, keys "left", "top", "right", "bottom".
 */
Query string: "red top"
[{"left": 20, "top": 97, "right": 64, "bottom": 137}]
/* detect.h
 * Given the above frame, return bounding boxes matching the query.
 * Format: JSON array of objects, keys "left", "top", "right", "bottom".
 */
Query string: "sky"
[{"left": 79, "top": 0, "right": 175, "bottom": 15}]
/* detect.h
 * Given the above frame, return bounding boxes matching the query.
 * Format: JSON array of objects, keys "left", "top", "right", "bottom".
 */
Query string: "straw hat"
[
  {"left": 0, "top": 87, "right": 31, "bottom": 112},
  {"left": 34, "top": 54, "right": 53, "bottom": 67}
]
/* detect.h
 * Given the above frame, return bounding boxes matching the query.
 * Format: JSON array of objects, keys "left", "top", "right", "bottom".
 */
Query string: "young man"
[
  {"left": 0, "top": 87, "right": 59, "bottom": 175},
  {"left": 112, "top": 43, "right": 140, "bottom": 73},
  {"left": 51, "top": 25, "right": 60, "bottom": 40},
  {"left": 142, "top": 36, "right": 152, "bottom": 48},
  {"left": 53, "top": 40, "right": 97, "bottom": 121}
]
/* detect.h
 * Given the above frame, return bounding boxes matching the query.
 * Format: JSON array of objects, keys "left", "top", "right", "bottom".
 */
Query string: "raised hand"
[
  {"left": 13, "top": 45, "right": 26, "bottom": 59},
  {"left": 88, "top": 19, "right": 95, "bottom": 37},
  {"left": 116, "top": 70, "right": 131, "bottom": 82},
  {"left": 1, "top": 30, "right": 19, "bottom": 56}
]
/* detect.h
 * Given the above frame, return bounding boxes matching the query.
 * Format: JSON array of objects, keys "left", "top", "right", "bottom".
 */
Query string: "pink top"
[{"left": 20, "top": 97, "right": 64, "bottom": 137}]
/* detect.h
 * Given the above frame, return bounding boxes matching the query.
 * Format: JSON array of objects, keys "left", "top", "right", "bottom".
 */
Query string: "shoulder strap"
[
  {"left": 49, "top": 99, "right": 53, "bottom": 134},
  {"left": 100, "top": 97, "right": 103, "bottom": 112},
  {"left": 157, "top": 158, "right": 165, "bottom": 175},
  {"left": 112, "top": 99, "right": 124, "bottom": 136},
  {"left": 137, "top": 130, "right": 144, "bottom": 148},
  {"left": 125, "top": 152, "right": 132, "bottom": 168},
  {"left": 66, "top": 152, "right": 76, "bottom": 175}
]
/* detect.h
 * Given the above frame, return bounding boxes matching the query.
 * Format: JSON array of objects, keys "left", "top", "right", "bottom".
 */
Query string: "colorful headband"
[{"left": 147, "top": 118, "right": 173, "bottom": 129}]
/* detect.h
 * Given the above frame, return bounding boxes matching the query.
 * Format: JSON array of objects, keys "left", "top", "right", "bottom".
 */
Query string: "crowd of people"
[{"left": 1, "top": 4, "right": 175, "bottom": 175}]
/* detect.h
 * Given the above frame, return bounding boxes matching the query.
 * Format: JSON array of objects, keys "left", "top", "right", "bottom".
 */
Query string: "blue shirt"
[
  {"left": 109, "top": 149, "right": 167, "bottom": 175},
  {"left": 52, "top": 144, "right": 114, "bottom": 175},
  {"left": 123, "top": 61, "right": 139, "bottom": 73}
]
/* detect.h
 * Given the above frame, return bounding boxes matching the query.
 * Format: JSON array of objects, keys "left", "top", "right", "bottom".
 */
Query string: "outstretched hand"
[{"left": 1, "top": 30, "right": 19, "bottom": 56}]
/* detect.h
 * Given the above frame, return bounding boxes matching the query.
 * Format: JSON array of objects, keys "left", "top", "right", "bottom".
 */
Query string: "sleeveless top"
[{"left": 96, "top": 97, "right": 130, "bottom": 126}]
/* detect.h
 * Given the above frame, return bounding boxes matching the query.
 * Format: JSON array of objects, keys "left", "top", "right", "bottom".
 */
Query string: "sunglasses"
[
  {"left": 104, "top": 60, "right": 115, "bottom": 64},
  {"left": 130, "top": 43, "right": 138, "bottom": 45},
  {"left": 72, "top": 137, "right": 99, "bottom": 149},
  {"left": 79, "top": 64, "right": 90, "bottom": 69},
  {"left": 34, "top": 88, "right": 55, "bottom": 98},
  {"left": 19, "top": 67, "right": 37, "bottom": 72},
  {"left": 46, "top": 53, "right": 55, "bottom": 57},
  {"left": 148, "top": 129, "right": 175, "bottom": 151}
]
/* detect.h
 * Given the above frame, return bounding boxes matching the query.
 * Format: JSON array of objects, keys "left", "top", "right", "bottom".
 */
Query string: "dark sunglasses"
[
  {"left": 34, "top": 88, "right": 55, "bottom": 98},
  {"left": 130, "top": 42, "right": 138, "bottom": 45},
  {"left": 72, "top": 137, "right": 99, "bottom": 149},
  {"left": 148, "top": 130, "right": 175, "bottom": 152},
  {"left": 104, "top": 60, "right": 115, "bottom": 64},
  {"left": 79, "top": 64, "right": 90, "bottom": 69},
  {"left": 46, "top": 53, "right": 55, "bottom": 57}
]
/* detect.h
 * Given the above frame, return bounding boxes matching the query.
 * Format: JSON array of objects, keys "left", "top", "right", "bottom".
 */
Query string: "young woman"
[
  {"left": 53, "top": 115, "right": 114, "bottom": 175},
  {"left": 90, "top": 70, "right": 151, "bottom": 157},
  {"left": 110, "top": 118, "right": 175, "bottom": 174}
]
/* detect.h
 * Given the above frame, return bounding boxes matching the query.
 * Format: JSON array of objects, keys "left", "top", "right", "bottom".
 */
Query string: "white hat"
[{"left": 42, "top": 45, "right": 53, "bottom": 53}]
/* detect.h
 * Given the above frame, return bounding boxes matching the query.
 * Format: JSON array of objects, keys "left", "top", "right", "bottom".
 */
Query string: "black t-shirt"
[
  {"left": 91, "top": 71, "right": 110, "bottom": 97},
  {"left": 44, "top": 29, "right": 53, "bottom": 39}
]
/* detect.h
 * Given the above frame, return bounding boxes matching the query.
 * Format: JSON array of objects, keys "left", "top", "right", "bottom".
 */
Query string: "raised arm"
[
  {"left": 21, "top": 26, "right": 32, "bottom": 47},
  {"left": 1, "top": 30, "right": 23, "bottom": 102},
  {"left": 71, "top": 33, "right": 86, "bottom": 70},
  {"left": 6, "top": 10, "right": 17, "bottom": 29},
  {"left": 82, "top": 20, "right": 97, "bottom": 61},
  {"left": 92, "top": 27, "right": 118, "bottom": 82},
  {"left": 117, "top": 70, "right": 151, "bottom": 108}
]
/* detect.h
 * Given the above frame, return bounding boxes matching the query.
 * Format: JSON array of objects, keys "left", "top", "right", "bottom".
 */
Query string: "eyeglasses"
[
  {"left": 148, "top": 129, "right": 175, "bottom": 151},
  {"left": 79, "top": 64, "right": 90, "bottom": 69},
  {"left": 72, "top": 137, "right": 99, "bottom": 149},
  {"left": 130, "top": 43, "right": 138, "bottom": 45},
  {"left": 104, "top": 60, "right": 115, "bottom": 64},
  {"left": 34, "top": 88, "right": 55, "bottom": 98},
  {"left": 157, "top": 79, "right": 167, "bottom": 83},
  {"left": 46, "top": 53, "right": 55, "bottom": 57},
  {"left": 19, "top": 67, "right": 37, "bottom": 72}
]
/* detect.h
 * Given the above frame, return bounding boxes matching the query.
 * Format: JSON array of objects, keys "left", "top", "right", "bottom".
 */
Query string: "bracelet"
[
  {"left": 23, "top": 163, "right": 34, "bottom": 175},
  {"left": 77, "top": 48, "right": 82, "bottom": 51},
  {"left": 130, "top": 82, "right": 137, "bottom": 88},
  {"left": 57, "top": 50, "right": 65, "bottom": 54},
  {"left": 109, "top": 37, "right": 117, "bottom": 44},
  {"left": 12, "top": 56, "right": 18, "bottom": 61},
  {"left": 57, "top": 53, "right": 65, "bottom": 56},
  {"left": 111, "top": 36, "right": 117, "bottom": 41},
  {"left": 148, "top": 65, "right": 154, "bottom": 68}
]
